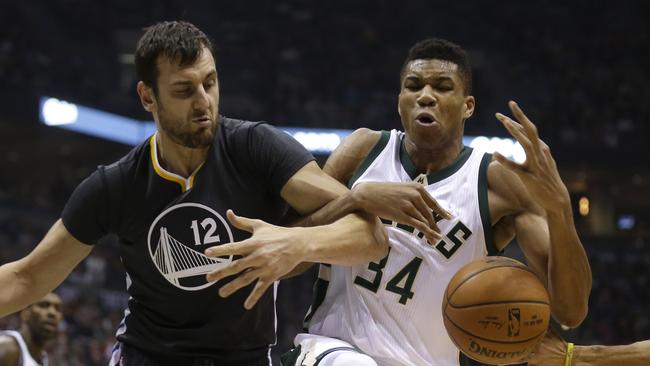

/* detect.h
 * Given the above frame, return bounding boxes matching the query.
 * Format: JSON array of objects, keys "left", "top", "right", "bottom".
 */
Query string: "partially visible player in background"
[
  {"left": 0, "top": 292, "right": 62, "bottom": 366},
  {"left": 527, "top": 329, "right": 650, "bottom": 366},
  {"left": 280, "top": 38, "right": 592, "bottom": 366}
]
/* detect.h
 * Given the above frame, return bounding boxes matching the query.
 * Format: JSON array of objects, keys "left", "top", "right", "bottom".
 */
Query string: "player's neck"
[
  {"left": 403, "top": 137, "right": 464, "bottom": 175},
  {"left": 19, "top": 327, "right": 45, "bottom": 363},
  {"left": 156, "top": 133, "right": 208, "bottom": 178}
]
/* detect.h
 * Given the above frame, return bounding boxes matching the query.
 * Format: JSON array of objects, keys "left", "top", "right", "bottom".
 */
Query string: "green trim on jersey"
[
  {"left": 302, "top": 276, "right": 330, "bottom": 330},
  {"left": 280, "top": 344, "right": 302, "bottom": 366},
  {"left": 399, "top": 141, "right": 473, "bottom": 184},
  {"left": 478, "top": 153, "right": 499, "bottom": 256},
  {"left": 348, "top": 130, "right": 391, "bottom": 188}
]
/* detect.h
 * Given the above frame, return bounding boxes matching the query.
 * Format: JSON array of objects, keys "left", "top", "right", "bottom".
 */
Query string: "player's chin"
[
  {"left": 193, "top": 129, "right": 215, "bottom": 147},
  {"left": 37, "top": 326, "right": 58, "bottom": 339}
]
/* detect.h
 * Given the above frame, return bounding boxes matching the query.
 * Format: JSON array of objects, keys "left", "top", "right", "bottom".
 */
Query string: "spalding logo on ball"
[{"left": 442, "top": 256, "right": 551, "bottom": 365}]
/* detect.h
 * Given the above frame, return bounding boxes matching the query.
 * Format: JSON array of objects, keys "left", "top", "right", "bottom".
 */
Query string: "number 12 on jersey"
[
  {"left": 354, "top": 248, "right": 423, "bottom": 305},
  {"left": 190, "top": 218, "right": 221, "bottom": 246}
]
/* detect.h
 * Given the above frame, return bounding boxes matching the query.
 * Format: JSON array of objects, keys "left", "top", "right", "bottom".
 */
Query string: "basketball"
[{"left": 442, "top": 257, "right": 551, "bottom": 365}]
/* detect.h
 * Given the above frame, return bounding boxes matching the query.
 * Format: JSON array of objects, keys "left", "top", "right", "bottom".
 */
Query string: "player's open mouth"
[{"left": 415, "top": 112, "right": 437, "bottom": 125}]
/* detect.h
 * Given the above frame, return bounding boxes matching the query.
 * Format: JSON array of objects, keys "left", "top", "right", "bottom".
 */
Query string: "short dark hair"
[
  {"left": 135, "top": 21, "right": 214, "bottom": 94},
  {"left": 400, "top": 38, "right": 472, "bottom": 95}
]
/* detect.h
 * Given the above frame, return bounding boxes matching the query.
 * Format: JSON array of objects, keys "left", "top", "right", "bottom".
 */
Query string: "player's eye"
[
  {"left": 174, "top": 88, "right": 192, "bottom": 96},
  {"left": 404, "top": 83, "right": 420, "bottom": 91}
]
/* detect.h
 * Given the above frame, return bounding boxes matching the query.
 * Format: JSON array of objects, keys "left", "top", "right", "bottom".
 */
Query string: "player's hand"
[
  {"left": 494, "top": 101, "right": 571, "bottom": 214},
  {"left": 352, "top": 182, "right": 452, "bottom": 244},
  {"left": 527, "top": 329, "right": 568, "bottom": 366},
  {"left": 204, "top": 210, "right": 306, "bottom": 310}
]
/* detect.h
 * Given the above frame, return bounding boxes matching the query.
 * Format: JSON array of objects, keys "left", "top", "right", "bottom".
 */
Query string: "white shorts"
[{"left": 283, "top": 333, "right": 377, "bottom": 366}]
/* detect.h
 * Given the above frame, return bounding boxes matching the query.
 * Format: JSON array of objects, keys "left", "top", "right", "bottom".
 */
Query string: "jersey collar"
[
  {"left": 149, "top": 134, "right": 203, "bottom": 192},
  {"left": 399, "top": 139, "right": 472, "bottom": 185}
]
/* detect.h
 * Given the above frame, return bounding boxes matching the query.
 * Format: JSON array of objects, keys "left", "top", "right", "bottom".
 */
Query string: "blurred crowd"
[
  {"left": 1, "top": 0, "right": 649, "bottom": 364},
  {"left": 1, "top": 1, "right": 648, "bottom": 155}
]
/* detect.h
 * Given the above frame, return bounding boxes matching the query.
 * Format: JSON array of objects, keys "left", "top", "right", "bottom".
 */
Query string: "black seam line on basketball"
[
  {"left": 443, "top": 312, "right": 547, "bottom": 344},
  {"left": 448, "top": 299, "right": 550, "bottom": 309},
  {"left": 447, "top": 264, "right": 541, "bottom": 303}
]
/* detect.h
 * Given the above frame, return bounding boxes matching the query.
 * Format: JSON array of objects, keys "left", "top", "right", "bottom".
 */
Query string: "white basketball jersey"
[
  {"left": 0, "top": 330, "right": 47, "bottom": 366},
  {"left": 305, "top": 130, "right": 497, "bottom": 366}
]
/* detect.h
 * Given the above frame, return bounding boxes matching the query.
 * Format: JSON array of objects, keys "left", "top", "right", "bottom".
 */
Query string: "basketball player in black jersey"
[{"left": 0, "top": 21, "right": 387, "bottom": 366}]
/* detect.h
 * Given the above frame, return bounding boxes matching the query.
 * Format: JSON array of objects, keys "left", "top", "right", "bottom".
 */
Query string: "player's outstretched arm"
[
  {"left": 0, "top": 219, "right": 92, "bottom": 317},
  {"left": 294, "top": 128, "right": 451, "bottom": 244},
  {"left": 528, "top": 330, "right": 650, "bottom": 366},
  {"left": 493, "top": 101, "right": 592, "bottom": 328},
  {"left": 204, "top": 157, "right": 391, "bottom": 309}
]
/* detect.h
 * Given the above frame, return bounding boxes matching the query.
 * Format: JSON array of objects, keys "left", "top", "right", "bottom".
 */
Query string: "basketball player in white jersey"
[
  {"left": 281, "top": 39, "right": 593, "bottom": 366},
  {"left": 0, "top": 293, "right": 62, "bottom": 366}
]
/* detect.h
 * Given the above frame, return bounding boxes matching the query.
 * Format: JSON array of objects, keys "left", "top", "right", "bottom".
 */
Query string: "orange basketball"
[{"left": 442, "top": 257, "right": 551, "bottom": 365}]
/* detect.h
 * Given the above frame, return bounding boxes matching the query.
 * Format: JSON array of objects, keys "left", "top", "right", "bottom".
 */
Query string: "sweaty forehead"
[{"left": 405, "top": 59, "right": 459, "bottom": 77}]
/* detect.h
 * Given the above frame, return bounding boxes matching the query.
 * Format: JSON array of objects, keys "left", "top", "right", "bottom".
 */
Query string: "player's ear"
[
  {"left": 463, "top": 95, "right": 475, "bottom": 119},
  {"left": 397, "top": 95, "right": 403, "bottom": 118},
  {"left": 137, "top": 81, "right": 156, "bottom": 112}
]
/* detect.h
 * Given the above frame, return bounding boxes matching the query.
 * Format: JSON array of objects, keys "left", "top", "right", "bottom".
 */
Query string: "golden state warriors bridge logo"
[{"left": 147, "top": 203, "right": 234, "bottom": 291}]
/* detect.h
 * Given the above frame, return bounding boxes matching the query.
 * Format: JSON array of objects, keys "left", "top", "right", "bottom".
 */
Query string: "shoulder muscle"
[
  {"left": 324, "top": 128, "right": 384, "bottom": 184},
  {"left": 0, "top": 336, "right": 20, "bottom": 366}
]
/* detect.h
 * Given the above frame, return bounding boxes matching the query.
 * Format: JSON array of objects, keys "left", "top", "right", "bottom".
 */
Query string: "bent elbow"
[{"left": 555, "top": 303, "right": 589, "bottom": 329}]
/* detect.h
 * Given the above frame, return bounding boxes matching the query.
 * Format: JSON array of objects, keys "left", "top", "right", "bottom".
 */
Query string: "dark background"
[{"left": 1, "top": 0, "right": 648, "bottom": 364}]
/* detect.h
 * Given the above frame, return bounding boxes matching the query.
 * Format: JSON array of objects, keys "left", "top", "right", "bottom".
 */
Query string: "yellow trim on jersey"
[{"left": 149, "top": 134, "right": 203, "bottom": 192}]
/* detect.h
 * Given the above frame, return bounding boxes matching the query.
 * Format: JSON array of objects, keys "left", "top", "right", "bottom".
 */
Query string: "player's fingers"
[
  {"left": 496, "top": 113, "right": 532, "bottom": 149},
  {"left": 244, "top": 279, "right": 273, "bottom": 310},
  {"left": 206, "top": 255, "right": 259, "bottom": 283},
  {"left": 509, "top": 101, "right": 545, "bottom": 162},
  {"left": 205, "top": 240, "right": 255, "bottom": 258},
  {"left": 495, "top": 113, "right": 540, "bottom": 170},
  {"left": 406, "top": 205, "right": 441, "bottom": 233},
  {"left": 412, "top": 196, "right": 438, "bottom": 230},
  {"left": 509, "top": 100, "right": 539, "bottom": 140},
  {"left": 226, "top": 209, "right": 262, "bottom": 233},
  {"left": 404, "top": 215, "right": 442, "bottom": 244},
  {"left": 218, "top": 268, "right": 262, "bottom": 298},
  {"left": 539, "top": 140, "right": 554, "bottom": 169},
  {"left": 418, "top": 186, "right": 452, "bottom": 220}
]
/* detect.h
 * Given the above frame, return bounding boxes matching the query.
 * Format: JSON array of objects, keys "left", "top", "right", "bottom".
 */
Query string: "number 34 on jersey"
[{"left": 354, "top": 219, "right": 472, "bottom": 305}]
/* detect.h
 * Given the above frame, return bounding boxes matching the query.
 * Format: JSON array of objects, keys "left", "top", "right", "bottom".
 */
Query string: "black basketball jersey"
[{"left": 62, "top": 117, "right": 314, "bottom": 362}]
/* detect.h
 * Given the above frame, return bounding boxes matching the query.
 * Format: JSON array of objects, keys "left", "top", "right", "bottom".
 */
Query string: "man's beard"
[{"left": 158, "top": 106, "right": 218, "bottom": 148}]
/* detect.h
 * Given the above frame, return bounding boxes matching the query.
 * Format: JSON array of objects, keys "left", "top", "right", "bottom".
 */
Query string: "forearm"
[
  {"left": 1, "top": 220, "right": 91, "bottom": 317},
  {"left": 574, "top": 341, "right": 650, "bottom": 366},
  {"left": 546, "top": 205, "right": 592, "bottom": 327},
  {"left": 293, "top": 190, "right": 359, "bottom": 227},
  {"left": 0, "top": 261, "right": 43, "bottom": 317},
  {"left": 300, "top": 212, "right": 388, "bottom": 265}
]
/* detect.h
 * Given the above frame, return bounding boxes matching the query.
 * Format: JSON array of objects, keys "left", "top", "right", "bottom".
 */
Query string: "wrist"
[
  {"left": 545, "top": 200, "right": 574, "bottom": 221},
  {"left": 572, "top": 345, "right": 593, "bottom": 366},
  {"left": 298, "top": 226, "right": 319, "bottom": 261},
  {"left": 349, "top": 185, "right": 365, "bottom": 211}
]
